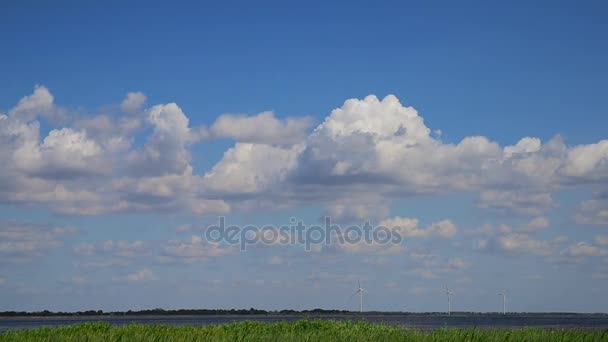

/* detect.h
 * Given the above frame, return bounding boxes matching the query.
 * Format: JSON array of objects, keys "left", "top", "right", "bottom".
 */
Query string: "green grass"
[{"left": 1, "top": 320, "right": 607, "bottom": 341}]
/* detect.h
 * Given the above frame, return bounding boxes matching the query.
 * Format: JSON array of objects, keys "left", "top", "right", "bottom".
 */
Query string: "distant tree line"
[
  {"left": 0, "top": 308, "right": 351, "bottom": 317},
  {"left": 0, "top": 309, "right": 605, "bottom": 317}
]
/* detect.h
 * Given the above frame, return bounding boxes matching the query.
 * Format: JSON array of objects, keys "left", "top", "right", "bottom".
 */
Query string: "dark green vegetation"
[
  {"left": 2, "top": 308, "right": 606, "bottom": 317},
  {"left": 1, "top": 320, "right": 607, "bottom": 342},
  {"left": 0, "top": 308, "right": 346, "bottom": 317}
]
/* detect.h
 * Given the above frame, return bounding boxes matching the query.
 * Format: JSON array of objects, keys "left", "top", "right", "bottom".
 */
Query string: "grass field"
[{"left": 1, "top": 319, "right": 606, "bottom": 341}]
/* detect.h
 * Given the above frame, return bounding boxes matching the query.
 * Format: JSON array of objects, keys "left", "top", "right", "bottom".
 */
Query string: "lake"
[{"left": 2, "top": 314, "right": 608, "bottom": 333}]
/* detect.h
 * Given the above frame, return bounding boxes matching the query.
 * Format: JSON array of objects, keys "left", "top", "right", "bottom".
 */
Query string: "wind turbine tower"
[
  {"left": 498, "top": 290, "right": 507, "bottom": 314},
  {"left": 445, "top": 286, "right": 454, "bottom": 315},
  {"left": 354, "top": 280, "right": 366, "bottom": 313}
]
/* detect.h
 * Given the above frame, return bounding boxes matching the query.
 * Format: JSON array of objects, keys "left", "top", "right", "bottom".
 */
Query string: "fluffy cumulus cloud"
[
  {"left": 126, "top": 102, "right": 198, "bottom": 176},
  {"left": 120, "top": 92, "right": 147, "bottom": 114},
  {"left": 4, "top": 86, "right": 608, "bottom": 304},
  {"left": 210, "top": 111, "right": 313, "bottom": 145},
  {"left": 2, "top": 87, "right": 608, "bottom": 225},
  {"left": 15, "top": 127, "right": 107, "bottom": 179},
  {"left": 202, "top": 143, "right": 303, "bottom": 195},
  {"left": 8, "top": 85, "right": 62, "bottom": 122},
  {"left": 561, "top": 141, "right": 608, "bottom": 180},
  {"left": 202, "top": 94, "right": 608, "bottom": 222},
  {"left": 0, "top": 86, "right": 229, "bottom": 216}
]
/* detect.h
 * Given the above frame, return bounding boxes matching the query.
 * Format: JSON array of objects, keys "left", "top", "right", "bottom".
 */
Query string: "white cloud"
[
  {"left": 74, "top": 240, "right": 146, "bottom": 258},
  {"left": 407, "top": 252, "right": 470, "bottom": 279},
  {"left": 120, "top": 92, "right": 147, "bottom": 113},
  {"left": 205, "top": 94, "right": 606, "bottom": 220},
  {"left": 114, "top": 166, "right": 231, "bottom": 215},
  {"left": 561, "top": 242, "right": 608, "bottom": 258},
  {"left": 478, "top": 191, "right": 554, "bottom": 216},
  {"left": 74, "top": 113, "right": 142, "bottom": 153},
  {"left": 495, "top": 234, "right": 553, "bottom": 256},
  {"left": 128, "top": 269, "right": 155, "bottom": 282},
  {"left": 477, "top": 229, "right": 566, "bottom": 257},
  {"left": 0, "top": 221, "right": 76, "bottom": 263},
  {"left": 0, "top": 87, "right": 230, "bottom": 216},
  {"left": 575, "top": 197, "right": 608, "bottom": 225},
  {"left": 2, "top": 88, "right": 608, "bottom": 222},
  {"left": 211, "top": 111, "right": 313, "bottom": 145},
  {"left": 15, "top": 127, "right": 106, "bottom": 179},
  {"left": 561, "top": 140, "right": 608, "bottom": 180},
  {"left": 379, "top": 217, "right": 457, "bottom": 238},
  {"left": 160, "top": 235, "right": 233, "bottom": 263},
  {"left": 518, "top": 217, "right": 550, "bottom": 233},
  {"left": 0, "top": 276, "right": 5, "bottom": 285},
  {"left": 469, "top": 218, "right": 550, "bottom": 237},
  {"left": 9, "top": 85, "right": 59, "bottom": 122},
  {"left": 425, "top": 220, "right": 458, "bottom": 238},
  {"left": 126, "top": 103, "right": 196, "bottom": 176},
  {"left": 203, "top": 143, "right": 303, "bottom": 195},
  {"left": 323, "top": 196, "right": 390, "bottom": 223},
  {"left": 336, "top": 241, "right": 405, "bottom": 255},
  {"left": 314, "top": 95, "right": 430, "bottom": 142},
  {"left": 72, "top": 239, "right": 149, "bottom": 269},
  {"left": 503, "top": 137, "right": 541, "bottom": 158}
]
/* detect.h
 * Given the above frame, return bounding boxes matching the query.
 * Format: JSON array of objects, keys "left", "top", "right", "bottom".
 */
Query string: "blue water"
[{"left": 2, "top": 314, "right": 608, "bottom": 332}]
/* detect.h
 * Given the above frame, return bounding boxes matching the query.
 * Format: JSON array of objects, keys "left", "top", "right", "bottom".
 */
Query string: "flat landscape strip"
[{"left": 1, "top": 320, "right": 607, "bottom": 341}]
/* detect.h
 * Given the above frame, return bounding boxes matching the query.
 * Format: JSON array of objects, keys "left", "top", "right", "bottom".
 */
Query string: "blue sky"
[{"left": 1, "top": 1, "right": 607, "bottom": 312}]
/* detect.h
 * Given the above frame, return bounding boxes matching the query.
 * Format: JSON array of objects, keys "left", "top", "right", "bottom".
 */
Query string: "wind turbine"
[
  {"left": 353, "top": 280, "right": 366, "bottom": 313},
  {"left": 445, "top": 286, "right": 454, "bottom": 315},
  {"left": 498, "top": 290, "right": 507, "bottom": 314}
]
